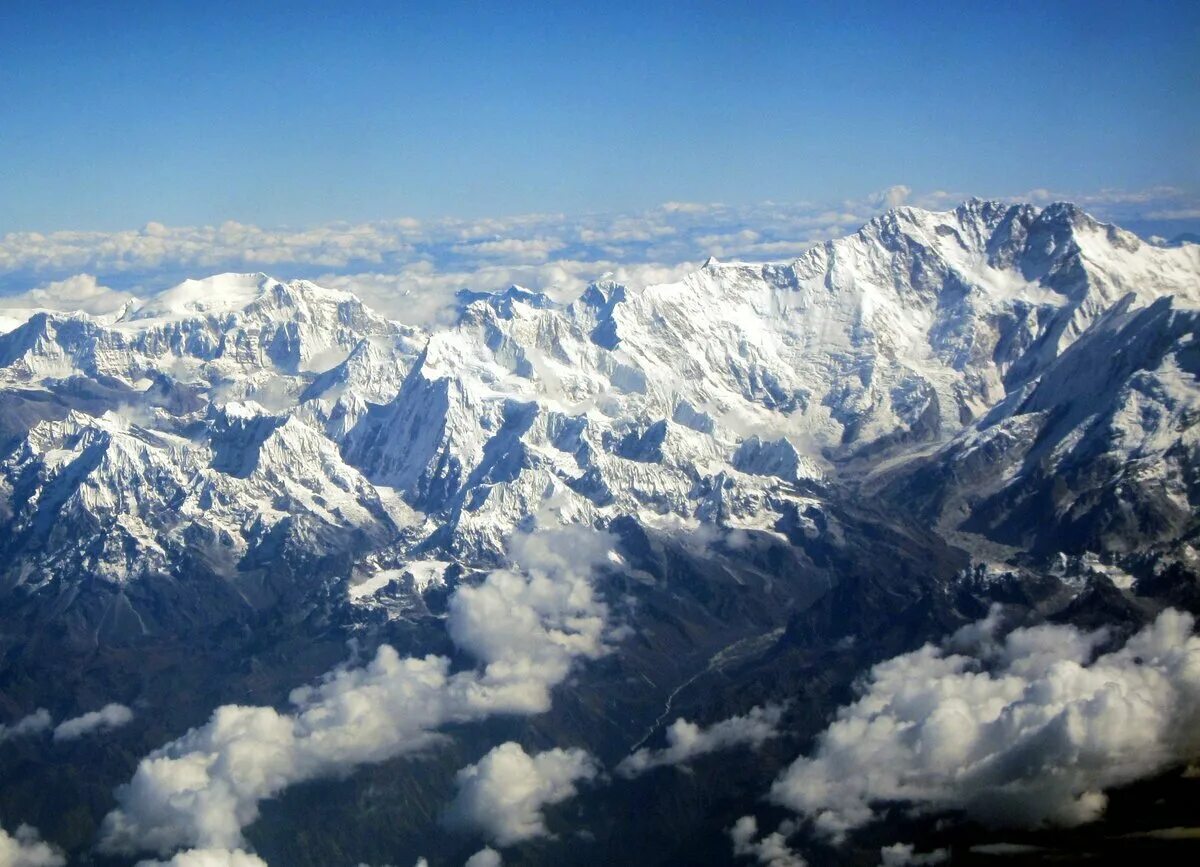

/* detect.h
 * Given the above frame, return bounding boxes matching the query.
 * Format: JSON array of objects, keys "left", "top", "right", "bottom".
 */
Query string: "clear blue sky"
[{"left": 1, "top": 0, "right": 1197, "bottom": 232}]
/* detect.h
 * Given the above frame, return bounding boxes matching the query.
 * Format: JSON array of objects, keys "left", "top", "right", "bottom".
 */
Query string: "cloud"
[
  {"left": 1, "top": 704, "right": 132, "bottom": 744},
  {"left": 768, "top": 608, "right": 1200, "bottom": 842},
  {"left": 2, "top": 188, "right": 1194, "bottom": 337},
  {"left": 874, "top": 185, "right": 912, "bottom": 210},
  {"left": 617, "top": 705, "right": 783, "bottom": 777},
  {"left": 134, "top": 849, "right": 268, "bottom": 867},
  {"left": 445, "top": 742, "right": 597, "bottom": 846},
  {"left": 879, "top": 843, "right": 948, "bottom": 866},
  {"left": 0, "top": 824, "right": 65, "bottom": 867},
  {"left": 452, "top": 237, "right": 563, "bottom": 262},
  {"left": 99, "top": 527, "right": 614, "bottom": 859},
  {"left": 0, "top": 274, "right": 137, "bottom": 317},
  {"left": 4, "top": 188, "right": 1191, "bottom": 326},
  {"left": 729, "top": 816, "right": 806, "bottom": 867},
  {"left": 463, "top": 849, "right": 502, "bottom": 867},
  {"left": 314, "top": 260, "right": 696, "bottom": 328},
  {"left": 0, "top": 709, "right": 52, "bottom": 743},
  {"left": 53, "top": 703, "right": 134, "bottom": 741},
  {"left": 968, "top": 842, "right": 1048, "bottom": 855},
  {"left": 1144, "top": 208, "right": 1200, "bottom": 221}
]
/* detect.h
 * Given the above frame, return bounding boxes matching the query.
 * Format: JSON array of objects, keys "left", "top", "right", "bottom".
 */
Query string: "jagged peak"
[
  {"left": 578, "top": 279, "right": 627, "bottom": 309},
  {"left": 455, "top": 284, "right": 557, "bottom": 321}
]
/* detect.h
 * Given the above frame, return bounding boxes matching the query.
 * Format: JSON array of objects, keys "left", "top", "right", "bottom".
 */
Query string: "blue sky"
[{"left": 2, "top": 0, "right": 1197, "bottom": 232}]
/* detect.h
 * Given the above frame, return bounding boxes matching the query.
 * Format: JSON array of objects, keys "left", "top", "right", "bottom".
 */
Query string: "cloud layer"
[
  {"left": 769, "top": 608, "right": 1200, "bottom": 841},
  {"left": 445, "top": 742, "right": 598, "bottom": 846},
  {"left": 4, "top": 186, "right": 1192, "bottom": 329},
  {"left": 99, "top": 527, "right": 615, "bottom": 860},
  {"left": 617, "top": 705, "right": 782, "bottom": 777}
]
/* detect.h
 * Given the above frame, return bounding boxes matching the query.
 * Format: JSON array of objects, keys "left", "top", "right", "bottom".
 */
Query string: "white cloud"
[
  {"left": 0, "top": 824, "right": 65, "bottom": 867},
  {"left": 134, "top": 849, "right": 268, "bottom": 867},
  {"left": 1145, "top": 208, "right": 1200, "bottom": 220},
  {"left": 874, "top": 185, "right": 912, "bottom": 210},
  {"left": 53, "top": 703, "right": 134, "bottom": 741},
  {"left": 0, "top": 274, "right": 136, "bottom": 317},
  {"left": 616, "top": 705, "right": 783, "bottom": 777},
  {"left": 3, "top": 189, "right": 1192, "bottom": 333},
  {"left": 316, "top": 259, "right": 696, "bottom": 329},
  {"left": 462, "top": 848, "right": 502, "bottom": 867},
  {"left": 445, "top": 742, "right": 597, "bottom": 846},
  {"left": 452, "top": 237, "right": 563, "bottom": 262},
  {"left": 99, "top": 527, "right": 614, "bottom": 859},
  {"left": 769, "top": 608, "right": 1200, "bottom": 842},
  {"left": 729, "top": 816, "right": 806, "bottom": 867},
  {"left": 879, "top": 842, "right": 948, "bottom": 866},
  {"left": 0, "top": 709, "right": 52, "bottom": 742}
]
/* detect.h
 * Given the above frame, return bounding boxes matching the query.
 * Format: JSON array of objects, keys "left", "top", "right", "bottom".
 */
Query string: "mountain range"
[{"left": 1, "top": 200, "right": 1198, "bottom": 867}]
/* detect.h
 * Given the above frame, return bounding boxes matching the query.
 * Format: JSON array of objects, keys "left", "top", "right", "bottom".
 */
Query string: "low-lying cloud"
[
  {"left": 617, "top": 704, "right": 782, "bottom": 777},
  {"left": 445, "top": 742, "right": 598, "bottom": 846},
  {"left": 729, "top": 816, "right": 806, "bottom": 867},
  {"left": 1, "top": 704, "right": 132, "bottom": 744},
  {"left": 53, "top": 703, "right": 134, "bottom": 741},
  {"left": 878, "top": 842, "right": 949, "bottom": 866},
  {"left": 462, "top": 848, "right": 502, "bottom": 867},
  {"left": 0, "top": 710, "right": 52, "bottom": 743},
  {"left": 0, "top": 823, "right": 65, "bottom": 867},
  {"left": 769, "top": 607, "right": 1200, "bottom": 842},
  {"left": 99, "top": 527, "right": 615, "bottom": 860},
  {"left": 134, "top": 849, "right": 268, "bottom": 867}
]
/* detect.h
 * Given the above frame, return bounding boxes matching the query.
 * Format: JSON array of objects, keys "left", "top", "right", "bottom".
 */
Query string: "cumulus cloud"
[
  {"left": 769, "top": 608, "right": 1200, "bottom": 842},
  {"left": 53, "top": 703, "right": 134, "bottom": 741},
  {"left": 879, "top": 843, "right": 948, "bottom": 866},
  {"left": 445, "top": 742, "right": 598, "bottom": 846},
  {"left": 617, "top": 705, "right": 783, "bottom": 777},
  {"left": 0, "top": 709, "right": 52, "bottom": 743},
  {"left": 134, "top": 849, "right": 268, "bottom": 867},
  {"left": 0, "top": 274, "right": 136, "bottom": 317},
  {"left": 99, "top": 527, "right": 614, "bottom": 859},
  {"left": 463, "top": 848, "right": 502, "bottom": 867},
  {"left": 0, "top": 823, "right": 64, "bottom": 867},
  {"left": 729, "top": 816, "right": 806, "bottom": 867}
]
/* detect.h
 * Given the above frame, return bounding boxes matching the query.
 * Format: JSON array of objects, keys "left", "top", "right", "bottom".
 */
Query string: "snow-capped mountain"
[
  {"left": 1, "top": 200, "right": 1195, "bottom": 599},
  {"left": 1, "top": 200, "right": 1198, "bottom": 866}
]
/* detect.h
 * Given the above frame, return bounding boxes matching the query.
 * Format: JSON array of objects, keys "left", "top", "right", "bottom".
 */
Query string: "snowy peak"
[
  {"left": 0, "top": 272, "right": 421, "bottom": 391},
  {"left": 125, "top": 272, "right": 282, "bottom": 320}
]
